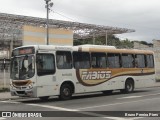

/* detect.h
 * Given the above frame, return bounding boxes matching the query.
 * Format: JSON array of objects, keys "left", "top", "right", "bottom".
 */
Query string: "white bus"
[{"left": 10, "top": 45, "right": 155, "bottom": 100}]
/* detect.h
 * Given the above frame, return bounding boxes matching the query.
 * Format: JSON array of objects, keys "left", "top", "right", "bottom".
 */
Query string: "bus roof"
[
  {"left": 75, "top": 45, "right": 153, "bottom": 54},
  {"left": 77, "top": 44, "right": 116, "bottom": 49},
  {"left": 14, "top": 45, "right": 154, "bottom": 55}
]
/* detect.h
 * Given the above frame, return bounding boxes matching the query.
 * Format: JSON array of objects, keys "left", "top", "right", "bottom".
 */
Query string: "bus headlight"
[
  {"left": 28, "top": 84, "right": 33, "bottom": 89},
  {"left": 10, "top": 84, "right": 14, "bottom": 89},
  {"left": 10, "top": 84, "right": 16, "bottom": 90}
]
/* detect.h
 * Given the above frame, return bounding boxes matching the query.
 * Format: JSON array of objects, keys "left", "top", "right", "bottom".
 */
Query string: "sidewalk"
[
  {"left": 154, "top": 81, "right": 160, "bottom": 87},
  {"left": 0, "top": 82, "right": 160, "bottom": 101},
  {"left": 0, "top": 92, "right": 19, "bottom": 101}
]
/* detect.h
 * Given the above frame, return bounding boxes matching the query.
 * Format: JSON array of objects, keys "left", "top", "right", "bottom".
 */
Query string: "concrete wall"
[
  {"left": 134, "top": 42, "right": 151, "bottom": 49},
  {"left": 23, "top": 25, "right": 73, "bottom": 46},
  {"left": 134, "top": 40, "right": 160, "bottom": 80}
]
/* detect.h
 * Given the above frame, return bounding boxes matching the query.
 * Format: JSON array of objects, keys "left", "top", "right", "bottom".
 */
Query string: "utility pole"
[
  {"left": 3, "top": 58, "right": 6, "bottom": 88},
  {"left": 106, "top": 31, "right": 108, "bottom": 45},
  {"left": 44, "top": 0, "right": 53, "bottom": 45}
]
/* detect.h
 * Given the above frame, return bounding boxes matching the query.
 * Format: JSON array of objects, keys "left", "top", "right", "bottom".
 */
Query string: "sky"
[{"left": 0, "top": 0, "right": 160, "bottom": 43}]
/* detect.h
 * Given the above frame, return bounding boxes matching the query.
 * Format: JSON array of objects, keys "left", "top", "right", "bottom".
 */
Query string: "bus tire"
[
  {"left": 39, "top": 96, "right": 49, "bottom": 101},
  {"left": 121, "top": 79, "right": 134, "bottom": 94},
  {"left": 59, "top": 84, "right": 73, "bottom": 100}
]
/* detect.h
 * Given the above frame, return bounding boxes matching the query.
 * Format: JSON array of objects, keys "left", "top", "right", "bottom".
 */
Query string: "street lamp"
[{"left": 44, "top": 0, "right": 53, "bottom": 45}]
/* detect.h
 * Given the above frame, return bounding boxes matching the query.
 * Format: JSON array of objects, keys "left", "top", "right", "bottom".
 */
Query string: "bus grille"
[
  {"left": 12, "top": 80, "right": 31, "bottom": 86},
  {"left": 16, "top": 91, "right": 25, "bottom": 95}
]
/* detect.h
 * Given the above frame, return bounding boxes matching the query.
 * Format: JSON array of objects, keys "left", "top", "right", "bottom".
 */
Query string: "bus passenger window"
[
  {"left": 73, "top": 52, "right": 90, "bottom": 69},
  {"left": 146, "top": 54, "right": 154, "bottom": 68},
  {"left": 135, "top": 54, "right": 145, "bottom": 68},
  {"left": 36, "top": 54, "right": 55, "bottom": 76},
  {"left": 107, "top": 53, "right": 120, "bottom": 68},
  {"left": 91, "top": 53, "right": 106, "bottom": 68},
  {"left": 122, "top": 54, "right": 134, "bottom": 68},
  {"left": 56, "top": 51, "right": 72, "bottom": 69}
]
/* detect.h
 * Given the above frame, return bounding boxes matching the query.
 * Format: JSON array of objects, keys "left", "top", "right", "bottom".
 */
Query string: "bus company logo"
[
  {"left": 2, "top": 112, "right": 11, "bottom": 117},
  {"left": 81, "top": 71, "right": 111, "bottom": 80}
]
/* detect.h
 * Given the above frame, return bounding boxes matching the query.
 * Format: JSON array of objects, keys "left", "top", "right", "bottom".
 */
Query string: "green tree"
[
  {"left": 73, "top": 35, "right": 134, "bottom": 49},
  {"left": 120, "top": 39, "right": 134, "bottom": 48}
]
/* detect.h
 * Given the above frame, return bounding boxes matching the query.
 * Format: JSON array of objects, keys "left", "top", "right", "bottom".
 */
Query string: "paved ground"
[
  {"left": 0, "top": 86, "right": 160, "bottom": 120},
  {"left": 0, "top": 70, "right": 160, "bottom": 120},
  {"left": 0, "top": 82, "right": 160, "bottom": 101}
]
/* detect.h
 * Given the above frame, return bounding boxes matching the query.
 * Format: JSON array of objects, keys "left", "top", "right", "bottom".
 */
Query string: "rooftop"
[{"left": 0, "top": 12, "right": 135, "bottom": 49}]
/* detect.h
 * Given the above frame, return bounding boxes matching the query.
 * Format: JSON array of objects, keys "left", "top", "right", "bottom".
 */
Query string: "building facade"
[{"left": 134, "top": 40, "right": 160, "bottom": 80}]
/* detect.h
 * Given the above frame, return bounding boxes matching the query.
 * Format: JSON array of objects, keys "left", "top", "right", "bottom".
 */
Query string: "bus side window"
[
  {"left": 91, "top": 52, "right": 106, "bottom": 68},
  {"left": 122, "top": 54, "right": 134, "bottom": 68},
  {"left": 73, "top": 52, "right": 90, "bottom": 69},
  {"left": 36, "top": 54, "right": 55, "bottom": 76},
  {"left": 146, "top": 54, "right": 154, "bottom": 68},
  {"left": 134, "top": 58, "right": 138, "bottom": 67},
  {"left": 107, "top": 53, "right": 121, "bottom": 68},
  {"left": 56, "top": 51, "right": 72, "bottom": 69},
  {"left": 37, "top": 60, "right": 43, "bottom": 70},
  {"left": 135, "top": 54, "right": 145, "bottom": 68}
]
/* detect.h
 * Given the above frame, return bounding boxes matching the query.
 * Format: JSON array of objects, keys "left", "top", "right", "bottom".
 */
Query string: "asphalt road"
[{"left": 0, "top": 87, "right": 160, "bottom": 120}]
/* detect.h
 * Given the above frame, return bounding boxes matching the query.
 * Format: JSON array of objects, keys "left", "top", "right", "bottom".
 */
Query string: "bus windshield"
[{"left": 10, "top": 55, "right": 35, "bottom": 80}]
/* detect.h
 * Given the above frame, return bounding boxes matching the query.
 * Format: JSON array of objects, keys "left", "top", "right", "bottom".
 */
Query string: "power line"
[
  {"left": 50, "top": 9, "right": 77, "bottom": 22},
  {"left": 50, "top": 9, "right": 134, "bottom": 41}
]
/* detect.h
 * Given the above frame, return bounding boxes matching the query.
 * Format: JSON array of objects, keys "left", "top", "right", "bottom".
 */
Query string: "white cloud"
[{"left": 0, "top": 0, "right": 160, "bottom": 42}]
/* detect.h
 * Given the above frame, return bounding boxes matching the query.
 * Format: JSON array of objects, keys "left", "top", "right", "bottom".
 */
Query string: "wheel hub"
[
  {"left": 127, "top": 84, "right": 132, "bottom": 91},
  {"left": 63, "top": 88, "right": 70, "bottom": 96}
]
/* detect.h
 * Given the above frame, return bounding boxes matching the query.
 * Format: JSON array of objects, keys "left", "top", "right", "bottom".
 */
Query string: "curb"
[
  {"left": 0, "top": 95, "right": 21, "bottom": 101},
  {"left": 0, "top": 92, "right": 23, "bottom": 101},
  {"left": 0, "top": 97, "right": 26, "bottom": 101}
]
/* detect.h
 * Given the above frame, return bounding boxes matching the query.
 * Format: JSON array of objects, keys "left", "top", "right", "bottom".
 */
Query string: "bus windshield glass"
[{"left": 10, "top": 55, "right": 35, "bottom": 80}]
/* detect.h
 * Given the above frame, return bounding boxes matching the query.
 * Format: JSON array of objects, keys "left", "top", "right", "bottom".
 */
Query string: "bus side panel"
[
  {"left": 36, "top": 75, "right": 59, "bottom": 97},
  {"left": 74, "top": 78, "right": 125, "bottom": 93},
  {"left": 144, "top": 74, "right": 155, "bottom": 87},
  {"left": 134, "top": 74, "right": 155, "bottom": 88},
  {"left": 74, "top": 76, "right": 125, "bottom": 93}
]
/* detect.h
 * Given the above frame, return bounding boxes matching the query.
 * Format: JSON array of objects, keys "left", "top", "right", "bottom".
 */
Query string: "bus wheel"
[
  {"left": 59, "top": 84, "right": 72, "bottom": 100},
  {"left": 102, "top": 90, "right": 113, "bottom": 95},
  {"left": 39, "top": 96, "right": 49, "bottom": 101},
  {"left": 121, "top": 79, "right": 134, "bottom": 94}
]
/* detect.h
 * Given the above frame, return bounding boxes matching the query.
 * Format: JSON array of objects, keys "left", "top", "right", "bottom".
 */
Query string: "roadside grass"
[
  {"left": 0, "top": 88, "right": 10, "bottom": 92},
  {"left": 156, "top": 79, "right": 160, "bottom": 82}
]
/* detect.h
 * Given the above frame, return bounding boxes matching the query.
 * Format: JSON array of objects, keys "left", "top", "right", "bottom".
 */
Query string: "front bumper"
[{"left": 10, "top": 87, "right": 36, "bottom": 97}]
